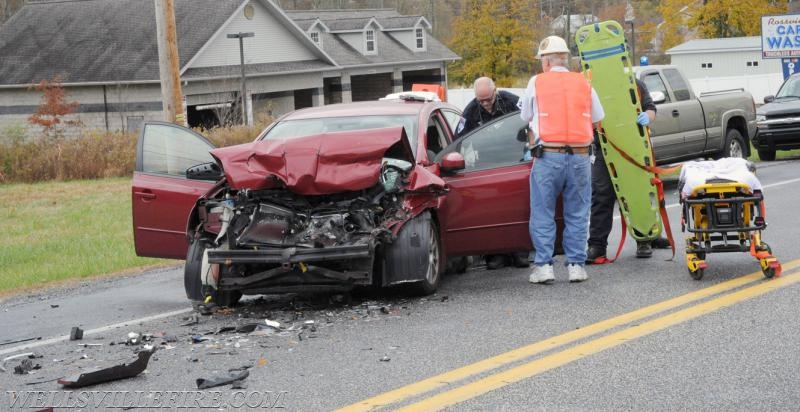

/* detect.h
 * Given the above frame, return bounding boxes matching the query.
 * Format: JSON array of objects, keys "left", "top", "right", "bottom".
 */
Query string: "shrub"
[{"left": 0, "top": 121, "right": 269, "bottom": 183}]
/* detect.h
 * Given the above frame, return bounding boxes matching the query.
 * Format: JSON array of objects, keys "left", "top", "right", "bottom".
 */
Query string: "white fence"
[{"left": 447, "top": 73, "right": 785, "bottom": 110}]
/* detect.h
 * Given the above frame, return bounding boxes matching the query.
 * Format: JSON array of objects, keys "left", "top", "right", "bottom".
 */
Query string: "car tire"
[
  {"left": 184, "top": 239, "right": 242, "bottom": 307},
  {"left": 409, "top": 214, "right": 442, "bottom": 295},
  {"left": 715, "top": 129, "right": 745, "bottom": 159},
  {"left": 757, "top": 147, "right": 777, "bottom": 161}
]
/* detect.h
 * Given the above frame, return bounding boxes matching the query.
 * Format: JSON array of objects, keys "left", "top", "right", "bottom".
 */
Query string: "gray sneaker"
[
  {"left": 529, "top": 264, "right": 555, "bottom": 284},
  {"left": 567, "top": 264, "right": 588, "bottom": 282}
]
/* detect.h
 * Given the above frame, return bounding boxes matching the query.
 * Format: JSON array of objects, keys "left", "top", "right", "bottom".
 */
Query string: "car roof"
[{"left": 279, "top": 100, "right": 459, "bottom": 120}]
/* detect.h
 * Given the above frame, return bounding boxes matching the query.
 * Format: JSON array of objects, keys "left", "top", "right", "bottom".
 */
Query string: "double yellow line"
[{"left": 338, "top": 259, "right": 800, "bottom": 412}]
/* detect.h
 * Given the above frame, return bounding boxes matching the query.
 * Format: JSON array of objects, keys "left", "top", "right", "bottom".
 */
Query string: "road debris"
[
  {"left": 126, "top": 332, "right": 140, "bottom": 345},
  {"left": 196, "top": 370, "right": 249, "bottom": 389},
  {"left": 13, "top": 359, "right": 41, "bottom": 374},
  {"left": 379, "top": 356, "right": 391, "bottom": 362},
  {"left": 69, "top": 327, "right": 84, "bottom": 341},
  {"left": 57, "top": 347, "right": 155, "bottom": 388}
]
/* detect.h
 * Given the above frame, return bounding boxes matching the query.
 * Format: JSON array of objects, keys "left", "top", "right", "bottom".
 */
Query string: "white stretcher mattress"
[{"left": 679, "top": 158, "right": 762, "bottom": 197}]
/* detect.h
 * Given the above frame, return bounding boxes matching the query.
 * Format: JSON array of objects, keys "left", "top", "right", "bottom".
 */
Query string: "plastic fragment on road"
[
  {"left": 196, "top": 370, "right": 249, "bottom": 389},
  {"left": 57, "top": 347, "right": 154, "bottom": 388}
]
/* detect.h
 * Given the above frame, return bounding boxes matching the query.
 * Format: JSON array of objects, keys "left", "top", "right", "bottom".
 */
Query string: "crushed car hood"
[{"left": 210, "top": 126, "right": 439, "bottom": 195}]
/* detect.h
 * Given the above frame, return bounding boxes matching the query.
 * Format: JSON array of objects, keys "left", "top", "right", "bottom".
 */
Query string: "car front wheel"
[{"left": 184, "top": 238, "right": 242, "bottom": 307}]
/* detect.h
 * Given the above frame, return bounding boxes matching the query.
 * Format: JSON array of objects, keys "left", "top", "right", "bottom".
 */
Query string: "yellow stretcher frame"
[{"left": 680, "top": 180, "right": 781, "bottom": 280}]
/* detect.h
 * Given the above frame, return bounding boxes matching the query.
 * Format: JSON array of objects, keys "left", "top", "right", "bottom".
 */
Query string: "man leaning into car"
[{"left": 457, "top": 76, "right": 530, "bottom": 270}]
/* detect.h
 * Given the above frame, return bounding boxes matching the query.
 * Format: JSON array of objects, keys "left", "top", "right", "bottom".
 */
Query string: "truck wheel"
[
  {"left": 757, "top": 148, "right": 777, "bottom": 161},
  {"left": 715, "top": 129, "right": 745, "bottom": 159}
]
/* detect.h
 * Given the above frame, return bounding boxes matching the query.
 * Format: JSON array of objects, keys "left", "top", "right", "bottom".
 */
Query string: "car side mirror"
[
  {"left": 650, "top": 91, "right": 666, "bottom": 104},
  {"left": 516, "top": 126, "right": 529, "bottom": 143},
  {"left": 186, "top": 162, "right": 223, "bottom": 181},
  {"left": 440, "top": 152, "right": 465, "bottom": 172},
  {"left": 764, "top": 95, "right": 775, "bottom": 104}
]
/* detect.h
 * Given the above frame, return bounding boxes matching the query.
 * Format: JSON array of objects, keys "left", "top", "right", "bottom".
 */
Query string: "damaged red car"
[{"left": 133, "top": 98, "right": 541, "bottom": 305}]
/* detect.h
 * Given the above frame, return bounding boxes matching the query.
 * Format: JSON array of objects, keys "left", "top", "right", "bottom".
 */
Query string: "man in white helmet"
[{"left": 519, "top": 35, "right": 605, "bottom": 284}]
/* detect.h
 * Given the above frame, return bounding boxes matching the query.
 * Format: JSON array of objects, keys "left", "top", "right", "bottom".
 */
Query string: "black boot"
[
  {"left": 485, "top": 254, "right": 509, "bottom": 270},
  {"left": 636, "top": 241, "right": 653, "bottom": 258},
  {"left": 586, "top": 245, "right": 607, "bottom": 264}
]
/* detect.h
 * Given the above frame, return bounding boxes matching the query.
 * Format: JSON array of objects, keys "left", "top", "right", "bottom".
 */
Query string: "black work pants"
[{"left": 588, "top": 145, "right": 616, "bottom": 248}]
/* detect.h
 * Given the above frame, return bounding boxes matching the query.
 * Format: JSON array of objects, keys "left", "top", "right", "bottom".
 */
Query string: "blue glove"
[
  {"left": 637, "top": 112, "right": 650, "bottom": 126},
  {"left": 522, "top": 148, "right": 532, "bottom": 161}
]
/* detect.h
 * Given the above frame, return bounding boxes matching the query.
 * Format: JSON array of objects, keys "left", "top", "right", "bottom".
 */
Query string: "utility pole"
[
  {"left": 154, "top": 0, "right": 185, "bottom": 125},
  {"left": 227, "top": 32, "right": 254, "bottom": 126}
]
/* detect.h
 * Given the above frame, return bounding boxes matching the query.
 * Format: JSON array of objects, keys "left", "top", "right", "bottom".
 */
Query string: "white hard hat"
[{"left": 536, "top": 35, "right": 569, "bottom": 58}]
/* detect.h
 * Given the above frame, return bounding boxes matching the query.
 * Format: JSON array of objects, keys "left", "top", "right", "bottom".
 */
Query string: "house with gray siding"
[{"left": 0, "top": 0, "right": 459, "bottom": 136}]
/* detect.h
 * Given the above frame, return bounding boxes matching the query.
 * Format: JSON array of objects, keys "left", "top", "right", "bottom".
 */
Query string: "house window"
[
  {"left": 310, "top": 31, "right": 320, "bottom": 45},
  {"left": 701, "top": 62, "right": 713, "bottom": 69},
  {"left": 365, "top": 29, "right": 376, "bottom": 53},
  {"left": 747, "top": 61, "right": 759, "bottom": 67},
  {"left": 415, "top": 28, "right": 425, "bottom": 50}
]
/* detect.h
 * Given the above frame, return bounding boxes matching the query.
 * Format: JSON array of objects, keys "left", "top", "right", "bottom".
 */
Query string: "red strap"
[
  {"left": 603, "top": 132, "right": 683, "bottom": 175},
  {"left": 606, "top": 208, "right": 627, "bottom": 263},
  {"left": 598, "top": 129, "right": 677, "bottom": 260},
  {"left": 652, "top": 176, "right": 676, "bottom": 260}
]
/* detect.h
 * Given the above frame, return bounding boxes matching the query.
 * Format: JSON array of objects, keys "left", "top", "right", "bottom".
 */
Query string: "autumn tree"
[
  {"left": 28, "top": 76, "right": 82, "bottom": 140},
  {"left": 689, "top": 0, "right": 787, "bottom": 38},
  {"left": 447, "top": 0, "right": 542, "bottom": 87},
  {"left": 659, "top": 0, "right": 788, "bottom": 51}
]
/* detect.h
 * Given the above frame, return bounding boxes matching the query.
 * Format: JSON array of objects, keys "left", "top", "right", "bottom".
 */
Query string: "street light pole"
[
  {"left": 227, "top": 32, "right": 254, "bottom": 125},
  {"left": 625, "top": 20, "right": 635, "bottom": 64}
]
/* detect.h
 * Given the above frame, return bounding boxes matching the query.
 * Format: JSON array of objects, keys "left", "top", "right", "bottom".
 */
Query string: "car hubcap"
[
  {"left": 426, "top": 225, "right": 439, "bottom": 283},
  {"left": 730, "top": 140, "right": 743, "bottom": 158}
]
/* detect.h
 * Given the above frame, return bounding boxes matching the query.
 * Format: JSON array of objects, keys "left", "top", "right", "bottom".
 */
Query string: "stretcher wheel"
[{"left": 689, "top": 267, "right": 704, "bottom": 280}]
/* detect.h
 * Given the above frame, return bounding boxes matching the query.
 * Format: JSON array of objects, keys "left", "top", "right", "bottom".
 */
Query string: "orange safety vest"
[{"left": 535, "top": 71, "right": 593, "bottom": 146}]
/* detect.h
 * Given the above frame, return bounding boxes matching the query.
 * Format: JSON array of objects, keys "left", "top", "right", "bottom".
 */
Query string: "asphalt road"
[{"left": 1, "top": 158, "right": 799, "bottom": 411}]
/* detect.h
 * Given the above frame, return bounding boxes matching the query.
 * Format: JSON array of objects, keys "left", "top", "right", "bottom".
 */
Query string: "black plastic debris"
[
  {"left": 13, "top": 359, "right": 41, "bottom": 374},
  {"left": 57, "top": 347, "right": 154, "bottom": 388},
  {"left": 69, "top": 327, "right": 84, "bottom": 341},
  {"left": 196, "top": 370, "right": 249, "bottom": 389},
  {"left": 191, "top": 335, "right": 211, "bottom": 344},
  {"left": 50, "top": 304, "right": 59, "bottom": 308}
]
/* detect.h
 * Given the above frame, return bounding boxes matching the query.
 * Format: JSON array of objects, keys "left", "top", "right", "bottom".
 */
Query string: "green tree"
[
  {"left": 690, "top": 0, "right": 787, "bottom": 38},
  {"left": 447, "top": 0, "right": 541, "bottom": 87}
]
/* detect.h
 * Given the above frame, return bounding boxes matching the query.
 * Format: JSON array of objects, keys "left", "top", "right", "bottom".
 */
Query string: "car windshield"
[
  {"left": 776, "top": 76, "right": 800, "bottom": 99},
  {"left": 261, "top": 115, "right": 419, "bottom": 155}
]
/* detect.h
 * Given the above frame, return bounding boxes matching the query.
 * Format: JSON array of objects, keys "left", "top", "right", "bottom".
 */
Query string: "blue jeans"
[{"left": 529, "top": 152, "right": 592, "bottom": 266}]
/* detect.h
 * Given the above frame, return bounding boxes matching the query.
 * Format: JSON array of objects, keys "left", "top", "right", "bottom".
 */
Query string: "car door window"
[
  {"left": 440, "top": 113, "right": 529, "bottom": 172},
  {"left": 440, "top": 109, "right": 462, "bottom": 142},
  {"left": 662, "top": 68, "right": 691, "bottom": 101},
  {"left": 139, "top": 123, "right": 214, "bottom": 177},
  {"left": 643, "top": 72, "right": 671, "bottom": 103},
  {"left": 425, "top": 115, "right": 449, "bottom": 158}
]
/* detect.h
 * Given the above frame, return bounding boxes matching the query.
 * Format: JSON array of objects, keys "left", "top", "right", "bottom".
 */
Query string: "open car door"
[
  {"left": 132, "top": 121, "right": 217, "bottom": 259},
  {"left": 436, "top": 113, "right": 535, "bottom": 257}
]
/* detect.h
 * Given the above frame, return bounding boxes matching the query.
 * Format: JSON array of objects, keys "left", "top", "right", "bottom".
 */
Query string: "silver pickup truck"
[{"left": 635, "top": 65, "right": 757, "bottom": 165}]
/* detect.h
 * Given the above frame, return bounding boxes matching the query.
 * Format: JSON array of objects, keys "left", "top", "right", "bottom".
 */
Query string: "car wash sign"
[{"left": 762, "top": 14, "right": 800, "bottom": 58}]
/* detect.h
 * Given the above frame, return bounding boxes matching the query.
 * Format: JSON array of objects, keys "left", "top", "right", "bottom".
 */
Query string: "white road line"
[{"left": 0, "top": 307, "right": 193, "bottom": 357}]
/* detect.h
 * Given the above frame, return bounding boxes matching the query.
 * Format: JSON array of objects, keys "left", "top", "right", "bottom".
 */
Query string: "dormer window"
[
  {"left": 310, "top": 31, "right": 321, "bottom": 46},
  {"left": 365, "top": 29, "right": 376, "bottom": 54},
  {"left": 415, "top": 27, "right": 425, "bottom": 50}
]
